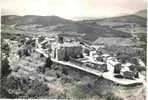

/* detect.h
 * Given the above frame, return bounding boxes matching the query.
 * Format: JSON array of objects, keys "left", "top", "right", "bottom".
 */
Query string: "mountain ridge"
[{"left": 2, "top": 10, "right": 146, "bottom": 41}]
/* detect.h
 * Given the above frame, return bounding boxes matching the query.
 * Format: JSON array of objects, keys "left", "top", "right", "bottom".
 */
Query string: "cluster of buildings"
[
  {"left": 2, "top": 29, "right": 145, "bottom": 86},
  {"left": 34, "top": 34, "right": 141, "bottom": 80},
  {"left": 7, "top": 33, "right": 142, "bottom": 83}
]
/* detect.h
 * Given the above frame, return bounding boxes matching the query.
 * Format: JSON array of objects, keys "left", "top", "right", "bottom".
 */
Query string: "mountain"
[
  {"left": 2, "top": 15, "right": 131, "bottom": 41},
  {"left": 134, "top": 9, "right": 147, "bottom": 18},
  {"left": 88, "top": 15, "right": 146, "bottom": 27},
  {"left": 1, "top": 15, "right": 21, "bottom": 25},
  {"left": 78, "top": 10, "right": 147, "bottom": 44},
  {"left": 80, "top": 9, "right": 147, "bottom": 28},
  {"left": 1, "top": 15, "right": 73, "bottom": 26}
]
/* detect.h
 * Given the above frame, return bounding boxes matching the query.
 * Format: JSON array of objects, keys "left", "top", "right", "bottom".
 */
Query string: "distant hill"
[
  {"left": 134, "top": 9, "right": 147, "bottom": 18},
  {"left": 1, "top": 15, "right": 73, "bottom": 26},
  {"left": 79, "top": 10, "right": 147, "bottom": 43},
  {"left": 2, "top": 15, "right": 131, "bottom": 41},
  {"left": 87, "top": 15, "right": 146, "bottom": 27},
  {"left": 1, "top": 15, "right": 21, "bottom": 25}
]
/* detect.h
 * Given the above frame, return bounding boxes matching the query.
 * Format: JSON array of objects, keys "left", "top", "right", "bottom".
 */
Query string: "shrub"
[
  {"left": 1, "top": 41, "right": 10, "bottom": 56},
  {"left": 44, "top": 57, "right": 53, "bottom": 68},
  {"left": 2, "top": 76, "right": 50, "bottom": 99},
  {"left": 1, "top": 57, "right": 11, "bottom": 77}
]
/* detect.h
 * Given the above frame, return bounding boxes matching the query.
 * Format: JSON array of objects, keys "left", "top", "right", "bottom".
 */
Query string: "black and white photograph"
[{"left": 0, "top": 0, "right": 147, "bottom": 99}]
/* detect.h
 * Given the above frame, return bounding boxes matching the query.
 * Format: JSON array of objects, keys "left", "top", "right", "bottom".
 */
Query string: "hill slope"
[
  {"left": 2, "top": 15, "right": 131, "bottom": 41},
  {"left": 134, "top": 9, "right": 147, "bottom": 18},
  {"left": 1, "top": 15, "right": 73, "bottom": 26},
  {"left": 53, "top": 22, "right": 131, "bottom": 41},
  {"left": 89, "top": 15, "right": 146, "bottom": 27}
]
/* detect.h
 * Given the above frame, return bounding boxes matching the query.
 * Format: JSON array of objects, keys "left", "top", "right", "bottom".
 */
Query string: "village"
[{"left": 3, "top": 32, "right": 145, "bottom": 86}]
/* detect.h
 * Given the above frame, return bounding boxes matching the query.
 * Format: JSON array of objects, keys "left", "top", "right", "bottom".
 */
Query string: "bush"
[
  {"left": 1, "top": 41, "right": 10, "bottom": 56},
  {"left": 83, "top": 48, "right": 90, "bottom": 56},
  {"left": 1, "top": 57, "right": 11, "bottom": 77},
  {"left": 44, "top": 57, "right": 53, "bottom": 68},
  {"left": 2, "top": 76, "right": 50, "bottom": 99}
]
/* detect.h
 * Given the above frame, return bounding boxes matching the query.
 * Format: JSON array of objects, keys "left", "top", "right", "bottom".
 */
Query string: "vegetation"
[
  {"left": 105, "top": 93, "right": 123, "bottom": 100},
  {"left": 1, "top": 40, "right": 12, "bottom": 78},
  {"left": 1, "top": 58, "right": 11, "bottom": 77},
  {"left": 1, "top": 40, "right": 10, "bottom": 56},
  {"left": 1, "top": 76, "right": 50, "bottom": 99},
  {"left": 1, "top": 10, "right": 146, "bottom": 99},
  {"left": 104, "top": 45, "right": 146, "bottom": 64}
]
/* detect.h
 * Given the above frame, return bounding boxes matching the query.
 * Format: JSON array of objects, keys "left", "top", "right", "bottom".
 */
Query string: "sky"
[{"left": 1, "top": 0, "right": 147, "bottom": 20}]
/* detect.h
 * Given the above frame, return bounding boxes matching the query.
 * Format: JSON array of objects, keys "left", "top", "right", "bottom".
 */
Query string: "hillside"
[
  {"left": 1, "top": 15, "right": 73, "bottom": 26},
  {"left": 134, "top": 9, "right": 147, "bottom": 19},
  {"left": 82, "top": 9, "right": 147, "bottom": 45},
  {"left": 86, "top": 15, "right": 146, "bottom": 27},
  {"left": 1, "top": 11, "right": 146, "bottom": 43},
  {"left": 53, "top": 22, "right": 131, "bottom": 41},
  {"left": 2, "top": 9, "right": 147, "bottom": 27},
  {"left": 1, "top": 15, "right": 21, "bottom": 25},
  {"left": 1, "top": 15, "right": 132, "bottom": 41},
  {"left": 93, "top": 37, "right": 136, "bottom": 46}
]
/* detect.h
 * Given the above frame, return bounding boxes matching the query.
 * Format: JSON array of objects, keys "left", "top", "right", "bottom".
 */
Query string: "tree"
[
  {"left": 1, "top": 41, "right": 10, "bottom": 56},
  {"left": 2, "top": 76, "right": 50, "bottom": 99},
  {"left": 44, "top": 57, "right": 53, "bottom": 68},
  {"left": 1, "top": 57, "right": 11, "bottom": 77},
  {"left": 83, "top": 48, "right": 90, "bottom": 56}
]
